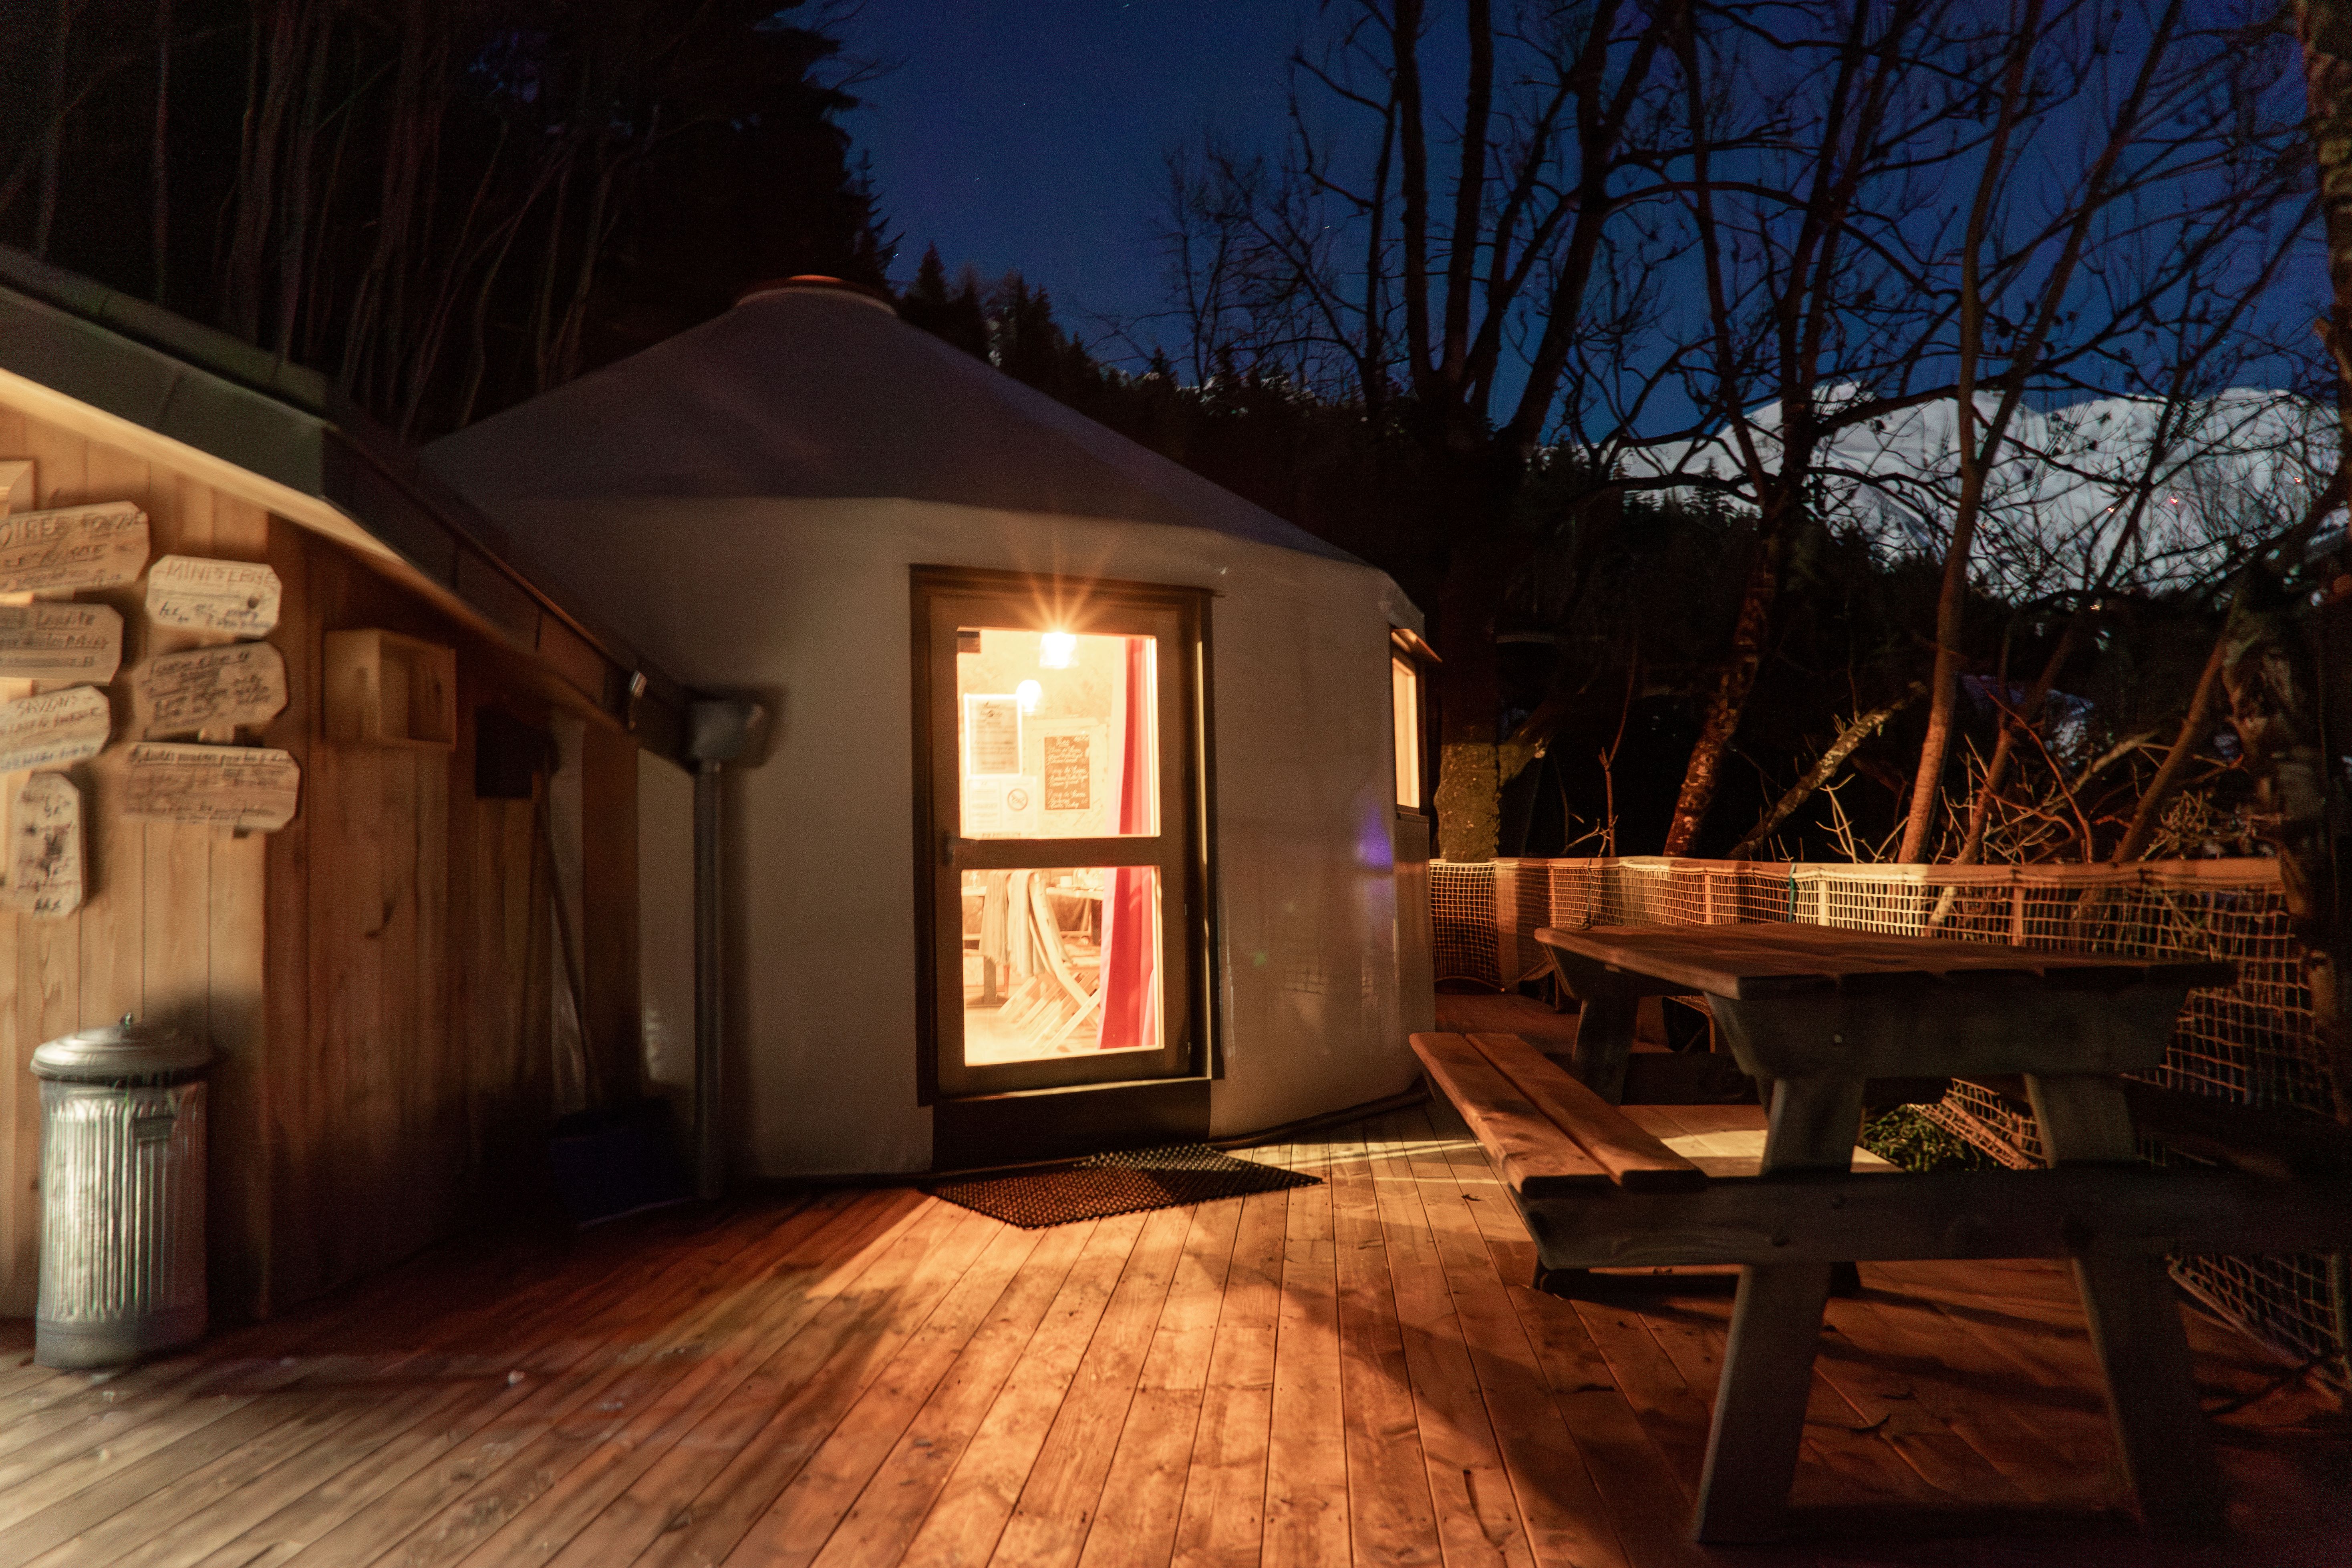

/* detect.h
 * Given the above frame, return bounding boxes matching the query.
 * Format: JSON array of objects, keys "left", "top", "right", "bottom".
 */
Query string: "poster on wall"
[
  {"left": 0, "top": 686, "right": 111, "bottom": 773},
  {"left": 123, "top": 743, "right": 300, "bottom": 832},
  {"left": 0, "top": 604, "right": 123, "bottom": 681},
  {"left": 0, "top": 501, "right": 149, "bottom": 594},
  {"left": 1043, "top": 732, "right": 1090, "bottom": 812},
  {"left": 2, "top": 773, "right": 83, "bottom": 919},
  {"left": 145, "top": 554, "right": 283, "bottom": 637},
  {"left": 136, "top": 642, "right": 289, "bottom": 735},
  {"left": 964, "top": 694, "right": 1022, "bottom": 777}
]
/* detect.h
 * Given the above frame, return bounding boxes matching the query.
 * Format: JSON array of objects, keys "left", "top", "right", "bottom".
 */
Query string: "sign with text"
[
  {"left": 3, "top": 773, "right": 83, "bottom": 918},
  {"left": 0, "top": 501, "right": 148, "bottom": 594},
  {"left": 0, "top": 686, "right": 110, "bottom": 773},
  {"left": 123, "top": 743, "right": 300, "bottom": 831},
  {"left": 137, "top": 642, "right": 288, "bottom": 735},
  {"left": 1043, "top": 733, "right": 1091, "bottom": 812},
  {"left": 145, "top": 554, "right": 283, "bottom": 636},
  {"left": 0, "top": 604, "right": 123, "bottom": 682}
]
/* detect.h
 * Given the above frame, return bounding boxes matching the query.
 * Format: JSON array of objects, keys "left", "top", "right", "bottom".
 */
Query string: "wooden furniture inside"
[
  {"left": 1430, "top": 923, "right": 2352, "bottom": 1544},
  {"left": 0, "top": 1109, "right": 2342, "bottom": 1568}
]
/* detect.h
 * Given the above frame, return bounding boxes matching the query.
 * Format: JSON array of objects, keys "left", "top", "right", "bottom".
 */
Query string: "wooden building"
[{"left": 0, "top": 249, "right": 696, "bottom": 1323}]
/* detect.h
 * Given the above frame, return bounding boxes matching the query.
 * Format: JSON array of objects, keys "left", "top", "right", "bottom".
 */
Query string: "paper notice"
[
  {"left": 0, "top": 501, "right": 149, "bottom": 593},
  {"left": 2, "top": 773, "right": 83, "bottom": 918},
  {"left": 137, "top": 642, "right": 289, "bottom": 735},
  {"left": 965, "top": 694, "right": 1022, "bottom": 776},
  {"left": 0, "top": 686, "right": 110, "bottom": 773},
  {"left": 0, "top": 604, "right": 123, "bottom": 681},
  {"left": 145, "top": 554, "right": 283, "bottom": 636},
  {"left": 123, "top": 743, "right": 300, "bottom": 831}
]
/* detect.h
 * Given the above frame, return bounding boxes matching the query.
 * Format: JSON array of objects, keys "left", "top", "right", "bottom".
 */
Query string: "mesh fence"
[{"left": 1430, "top": 854, "right": 2346, "bottom": 1383}]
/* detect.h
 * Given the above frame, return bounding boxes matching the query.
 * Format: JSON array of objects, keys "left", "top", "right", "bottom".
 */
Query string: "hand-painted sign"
[
  {"left": 0, "top": 686, "right": 110, "bottom": 773},
  {"left": 0, "top": 604, "right": 123, "bottom": 681},
  {"left": 137, "top": 642, "right": 288, "bottom": 735},
  {"left": 123, "top": 743, "right": 300, "bottom": 831},
  {"left": 1043, "top": 733, "right": 1091, "bottom": 811},
  {"left": 3, "top": 773, "right": 83, "bottom": 918},
  {"left": 0, "top": 501, "right": 148, "bottom": 594},
  {"left": 145, "top": 554, "right": 283, "bottom": 636}
]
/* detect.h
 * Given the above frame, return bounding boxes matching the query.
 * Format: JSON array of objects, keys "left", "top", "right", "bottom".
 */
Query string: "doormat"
[{"left": 928, "top": 1143, "right": 1320, "bottom": 1228}]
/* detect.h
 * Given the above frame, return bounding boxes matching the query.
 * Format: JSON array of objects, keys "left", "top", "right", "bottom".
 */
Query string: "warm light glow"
[
  {"left": 1016, "top": 678, "right": 1043, "bottom": 714},
  {"left": 1392, "top": 654, "right": 1423, "bottom": 810},
  {"left": 1039, "top": 632, "right": 1077, "bottom": 668}
]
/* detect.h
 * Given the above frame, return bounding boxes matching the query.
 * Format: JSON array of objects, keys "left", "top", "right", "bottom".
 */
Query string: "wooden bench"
[{"left": 1411, "top": 1027, "right": 2352, "bottom": 1542}]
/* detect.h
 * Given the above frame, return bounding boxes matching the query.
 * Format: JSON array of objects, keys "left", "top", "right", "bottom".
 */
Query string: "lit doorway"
[{"left": 912, "top": 569, "right": 1213, "bottom": 1103}]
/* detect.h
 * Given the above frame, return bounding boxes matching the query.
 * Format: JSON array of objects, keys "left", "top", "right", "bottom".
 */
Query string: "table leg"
[
  {"left": 1690, "top": 1076, "right": 1863, "bottom": 1542},
  {"left": 1692, "top": 1262, "right": 1837, "bottom": 1543},
  {"left": 2026, "top": 1073, "right": 2223, "bottom": 1534},
  {"left": 1571, "top": 991, "right": 1637, "bottom": 1103}
]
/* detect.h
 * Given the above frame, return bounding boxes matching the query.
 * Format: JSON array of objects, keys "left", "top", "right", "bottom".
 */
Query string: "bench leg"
[
  {"left": 1571, "top": 993, "right": 1637, "bottom": 1104},
  {"left": 2073, "top": 1252, "right": 2223, "bottom": 1535},
  {"left": 1692, "top": 1262, "right": 1833, "bottom": 1544}
]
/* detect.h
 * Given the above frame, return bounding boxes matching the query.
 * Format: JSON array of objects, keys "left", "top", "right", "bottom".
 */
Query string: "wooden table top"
[{"left": 1534, "top": 923, "right": 2235, "bottom": 1000}]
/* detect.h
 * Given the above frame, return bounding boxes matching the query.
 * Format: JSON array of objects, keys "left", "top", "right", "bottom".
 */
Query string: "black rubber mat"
[{"left": 928, "top": 1143, "right": 1320, "bottom": 1228}]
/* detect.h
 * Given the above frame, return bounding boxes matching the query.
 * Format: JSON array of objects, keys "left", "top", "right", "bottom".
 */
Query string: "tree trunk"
[
  {"left": 151, "top": 0, "right": 171, "bottom": 302},
  {"left": 1662, "top": 487, "right": 1796, "bottom": 855},
  {"left": 34, "top": 0, "right": 75, "bottom": 259},
  {"left": 1431, "top": 528, "right": 1513, "bottom": 863},
  {"left": 2220, "top": 575, "right": 2352, "bottom": 1120}
]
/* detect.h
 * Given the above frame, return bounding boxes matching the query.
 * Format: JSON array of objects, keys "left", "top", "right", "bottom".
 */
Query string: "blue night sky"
[{"left": 842, "top": 2, "right": 1316, "bottom": 346}]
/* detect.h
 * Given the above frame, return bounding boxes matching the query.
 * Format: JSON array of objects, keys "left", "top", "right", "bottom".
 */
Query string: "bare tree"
[{"left": 1151, "top": 0, "right": 1689, "bottom": 861}]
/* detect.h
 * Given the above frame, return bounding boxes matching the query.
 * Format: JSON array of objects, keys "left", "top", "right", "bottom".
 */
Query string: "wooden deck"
[{"left": 0, "top": 1109, "right": 2345, "bottom": 1568}]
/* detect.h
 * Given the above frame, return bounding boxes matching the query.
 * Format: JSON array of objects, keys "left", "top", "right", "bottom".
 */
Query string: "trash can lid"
[{"left": 31, "top": 1014, "right": 211, "bottom": 1081}]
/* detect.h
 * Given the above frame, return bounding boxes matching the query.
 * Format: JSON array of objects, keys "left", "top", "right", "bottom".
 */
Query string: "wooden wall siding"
[
  {"left": 0, "top": 397, "right": 626, "bottom": 1324},
  {"left": 262, "top": 521, "right": 564, "bottom": 1316},
  {"left": 0, "top": 403, "right": 272, "bottom": 1319}
]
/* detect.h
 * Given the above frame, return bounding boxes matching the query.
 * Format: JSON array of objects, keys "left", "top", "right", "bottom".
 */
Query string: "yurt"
[{"left": 427, "top": 278, "right": 1436, "bottom": 1175}]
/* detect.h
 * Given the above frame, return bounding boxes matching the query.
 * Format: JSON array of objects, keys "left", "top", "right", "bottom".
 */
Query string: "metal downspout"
[{"left": 687, "top": 698, "right": 767, "bottom": 1202}]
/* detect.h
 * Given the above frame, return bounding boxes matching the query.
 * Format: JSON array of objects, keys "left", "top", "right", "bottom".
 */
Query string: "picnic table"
[{"left": 1475, "top": 922, "right": 2276, "bottom": 1539}]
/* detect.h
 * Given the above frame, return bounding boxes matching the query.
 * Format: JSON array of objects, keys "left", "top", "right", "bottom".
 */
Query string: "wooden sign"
[
  {"left": 0, "top": 686, "right": 110, "bottom": 773},
  {"left": 123, "top": 743, "right": 300, "bottom": 832},
  {"left": 0, "top": 604, "right": 123, "bottom": 682},
  {"left": 0, "top": 501, "right": 148, "bottom": 594},
  {"left": 137, "top": 642, "right": 288, "bottom": 735},
  {"left": 2, "top": 774, "right": 83, "bottom": 919},
  {"left": 145, "top": 554, "right": 282, "bottom": 637}
]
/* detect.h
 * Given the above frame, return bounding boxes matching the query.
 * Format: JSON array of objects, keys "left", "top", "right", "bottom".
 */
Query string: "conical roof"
[{"left": 425, "top": 281, "right": 1359, "bottom": 564}]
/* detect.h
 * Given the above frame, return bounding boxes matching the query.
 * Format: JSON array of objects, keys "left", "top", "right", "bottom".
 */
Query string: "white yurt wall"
[{"left": 489, "top": 495, "right": 1419, "bottom": 1175}]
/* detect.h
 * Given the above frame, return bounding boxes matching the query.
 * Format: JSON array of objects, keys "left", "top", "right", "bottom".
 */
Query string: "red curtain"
[{"left": 1096, "top": 637, "right": 1157, "bottom": 1051}]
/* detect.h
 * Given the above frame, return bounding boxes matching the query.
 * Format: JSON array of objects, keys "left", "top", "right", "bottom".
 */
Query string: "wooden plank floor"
[{"left": 0, "top": 1110, "right": 2346, "bottom": 1568}]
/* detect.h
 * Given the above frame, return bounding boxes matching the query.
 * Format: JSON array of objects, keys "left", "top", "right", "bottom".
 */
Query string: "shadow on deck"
[{"left": 0, "top": 1107, "right": 2344, "bottom": 1568}]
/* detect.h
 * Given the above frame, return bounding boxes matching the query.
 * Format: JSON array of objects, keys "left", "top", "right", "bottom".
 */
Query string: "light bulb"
[
  {"left": 1039, "top": 632, "right": 1077, "bottom": 669},
  {"left": 1017, "top": 679, "right": 1042, "bottom": 714}
]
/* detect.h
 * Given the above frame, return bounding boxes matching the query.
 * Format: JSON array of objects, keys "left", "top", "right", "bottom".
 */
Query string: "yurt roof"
[{"left": 425, "top": 281, "right": 1363, "bottom": 566}]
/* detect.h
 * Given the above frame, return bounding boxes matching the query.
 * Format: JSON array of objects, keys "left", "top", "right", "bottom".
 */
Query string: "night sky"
[{"left": 846, "top": 1, "right": 1314, "bottom": 346}]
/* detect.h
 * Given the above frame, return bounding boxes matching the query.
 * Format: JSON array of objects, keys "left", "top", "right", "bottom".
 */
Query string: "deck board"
[{"left": 0, "top": 1124, "right": 2343, "bottom": 1568}]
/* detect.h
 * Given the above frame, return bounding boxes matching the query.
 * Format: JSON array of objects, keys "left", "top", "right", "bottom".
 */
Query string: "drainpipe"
[{"left": 687, "top": 697, "right": 767, "bottom": 1201}]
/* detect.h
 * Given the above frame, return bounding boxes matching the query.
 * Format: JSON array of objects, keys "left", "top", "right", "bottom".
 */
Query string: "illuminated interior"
[
  {"left": 1392, "top": 653, "right": 1422, "bottom": 810},
  {"left": 957, "top": 627, "right": 1162, "bottom": 1063}
]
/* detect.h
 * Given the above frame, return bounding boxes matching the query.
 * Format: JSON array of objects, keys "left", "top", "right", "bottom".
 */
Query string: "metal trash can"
[{"left": 32, "top": 1014, "right": 212, "bottom": 1369}]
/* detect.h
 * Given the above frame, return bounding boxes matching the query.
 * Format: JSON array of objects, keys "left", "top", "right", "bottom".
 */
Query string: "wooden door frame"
[{"left": 908, "top": 564, "right": 1220, "bottom": 1107}]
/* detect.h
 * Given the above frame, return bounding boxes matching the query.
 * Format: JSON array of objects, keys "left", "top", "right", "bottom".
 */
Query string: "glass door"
[{"left": 913, "top": 570, "right": 1210, "bottom": 1098}]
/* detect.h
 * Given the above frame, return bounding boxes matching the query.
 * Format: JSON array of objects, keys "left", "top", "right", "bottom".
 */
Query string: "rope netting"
[{"left": 1429, "top": 854, "right": 2345, "bottom": 1383}]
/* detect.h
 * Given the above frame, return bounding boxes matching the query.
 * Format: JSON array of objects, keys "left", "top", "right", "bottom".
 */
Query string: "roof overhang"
[{"left": 0, "top": 246, "right": 692, "bottom": 762}]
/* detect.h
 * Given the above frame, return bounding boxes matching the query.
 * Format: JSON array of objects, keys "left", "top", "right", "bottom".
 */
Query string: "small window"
[{"left": 1392, "top": 653, "right": 1423, "bottom": 811}]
